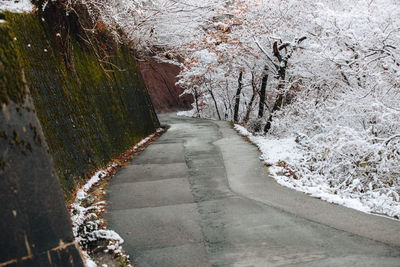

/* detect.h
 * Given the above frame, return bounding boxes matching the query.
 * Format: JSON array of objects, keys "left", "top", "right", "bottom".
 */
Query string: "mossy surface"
[
  {"left": 0, "top": 19, "right": 25, "bottom": 106},
  {"left": 3, "top": 12, "right": 159, "bottom": 201}
]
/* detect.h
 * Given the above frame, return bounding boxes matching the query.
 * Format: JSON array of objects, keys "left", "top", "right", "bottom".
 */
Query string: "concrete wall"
[
  {"left": 5, "top": 12, "right": 160, "bottom": 200},
  {"left": 0, "top": 10, "right": 159, "bottom": 266},
  {"left": 0, "top": 16, "right": 83, "bottom": 266}
]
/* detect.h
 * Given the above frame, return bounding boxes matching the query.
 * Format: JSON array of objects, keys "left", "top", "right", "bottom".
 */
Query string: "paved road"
[{"left": 105, "top": 113, "right": 400, "bottom": 267}]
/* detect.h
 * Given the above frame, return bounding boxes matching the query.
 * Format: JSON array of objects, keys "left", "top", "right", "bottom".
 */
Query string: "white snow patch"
[
  {"left": 271, "top": 168, "right": 371, "bottom": 213},
  {"left": 235, "top": 125, "right": 302, "bottom": 164},
  {"left": 234, "top": 124, "right": 400, "bottom": 220},
  {"left": 82, "top": 250, "right": 97, "bottom": 267},
  {"left": 76, "top": 170, "right": 107, "bottom": 201},
  {"left": 177, "top": 109, "right": 197, "bottom": 118},
  {"left": 0, "top": 0, "right": 34, "bottom": 12},
  {"left": 132, "top": 128, "right": 162, "bottom": 150},
  {"left": 193, "top": 49, "right": 218, "bottom": 65},
  {"left": 88, "top": 229, "right": 124, "bottom": 243}
]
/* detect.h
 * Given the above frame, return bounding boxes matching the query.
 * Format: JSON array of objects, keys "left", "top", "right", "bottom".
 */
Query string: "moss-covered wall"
[
  {"left": 0, "top": 15, "right": 84, "bottom": 266},
  {"left": 2, "top": 12, "right": 159, "bottom": 200}
]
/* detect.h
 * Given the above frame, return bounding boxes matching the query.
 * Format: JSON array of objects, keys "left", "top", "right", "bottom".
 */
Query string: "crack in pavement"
[{"left": 105, "top": 113, "right": 400, "bottom": 267}]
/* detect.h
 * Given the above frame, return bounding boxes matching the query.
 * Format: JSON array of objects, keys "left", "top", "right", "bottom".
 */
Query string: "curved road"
[{"left": 106, "top": 113, "right": 400, "bottom": 266}]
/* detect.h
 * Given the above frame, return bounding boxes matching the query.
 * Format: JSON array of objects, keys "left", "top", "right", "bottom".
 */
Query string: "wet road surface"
[{"left": 106, "top": 114, "right": 400, "bottom": 267}]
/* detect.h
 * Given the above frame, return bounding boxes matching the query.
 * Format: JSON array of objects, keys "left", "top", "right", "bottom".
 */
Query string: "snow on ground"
[
  {"left": 82, "top": 250, "right": 98, "bottom": 267},
  {"left": 0, "top": 0, "right": 33, "bottom": 12},
  {"left": 70, "top": 129, "right": 163, "bottom": 266},
  {"left": 70, "top": 166, "right": 127, "bottom": 266},
  {"left": 177, "top": 109, "right": 197, "bottom": 118},
  {"left": 177, "top": 108, "right": 220, "bottom": 120},
  {"left": 235, "top": 125, "right": 302, "bottom": 164},
  {"left": 234, "top": 124, "right": 400, "bottom": 220}
]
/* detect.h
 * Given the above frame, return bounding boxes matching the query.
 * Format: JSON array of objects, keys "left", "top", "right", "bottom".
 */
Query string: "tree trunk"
[
  {"left": 244, "top": 72, "right": 257, "bottom": 123},
  {"left": 233, "top": 71, "right": 243, "bottom": 123},
  {"left": 264, "top": 74, "right": 285, "bottom": 133},
  {"left": 194, "top": 89, "right": 200, "bottom": 117},
  {"left": 263, "top": 93, "right": 283, "bottom": 133},
  {"left": 244, "top": 94, "right": 256, "bottom": 123},
  {"left": 225, "top": 81, "right": 233, "bottom": 120},
  {"left": 258, "top": 71, "right": 268, "bottom": 118},
  {"left": 264, "top": 43, "right": 286, "bottom": 134},
  {"left": 209, "top": 89, "right": 221, "bottom": 120},
  {"left": 264, "top": 38, "right": 306, "bottom": 134}
]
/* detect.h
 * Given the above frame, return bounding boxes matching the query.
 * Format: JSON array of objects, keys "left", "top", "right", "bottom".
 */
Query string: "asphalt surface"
[{"left": 105, "top": 113, "right": 400, "bottom": 267}]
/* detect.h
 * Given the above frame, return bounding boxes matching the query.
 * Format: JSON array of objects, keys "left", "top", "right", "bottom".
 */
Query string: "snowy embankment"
[
  {"left": 234, "top": 125, "right": 400, "bottom": 220},
  {"left": 70, "top": 129, "right": 163, "bottom": 266},
  {"left": 70, "top": 168, "right": 125, "bottom": 267}
]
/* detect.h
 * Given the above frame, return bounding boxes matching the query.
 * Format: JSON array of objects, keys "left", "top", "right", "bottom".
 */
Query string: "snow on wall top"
[{"left": 0, "top": 0, "right": 33, "bottom": 12}]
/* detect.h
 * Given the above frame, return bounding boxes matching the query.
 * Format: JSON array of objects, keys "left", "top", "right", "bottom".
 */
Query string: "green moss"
[
  {"left": 0, "top": 130, "right": 8, "bottom": 139},
  {"left": 0, "top": 19, "right": 25, "bottom": 106},
  {"left": 4, "top": 12, "right": 159, "bottom": 201}
]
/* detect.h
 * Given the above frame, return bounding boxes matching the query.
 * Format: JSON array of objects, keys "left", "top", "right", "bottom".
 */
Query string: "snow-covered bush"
[
  {"left": 258, "top": 0, "right": 400, "bottom": 218},
  {"left": 246, "top": 118, "right": 264, "bottom": 133},
  {"left": 176, "top": 0, "right": 400, "bottom": 218},
  {"left": 267, "top": 86, "right": 400, "bottom": 218}
]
